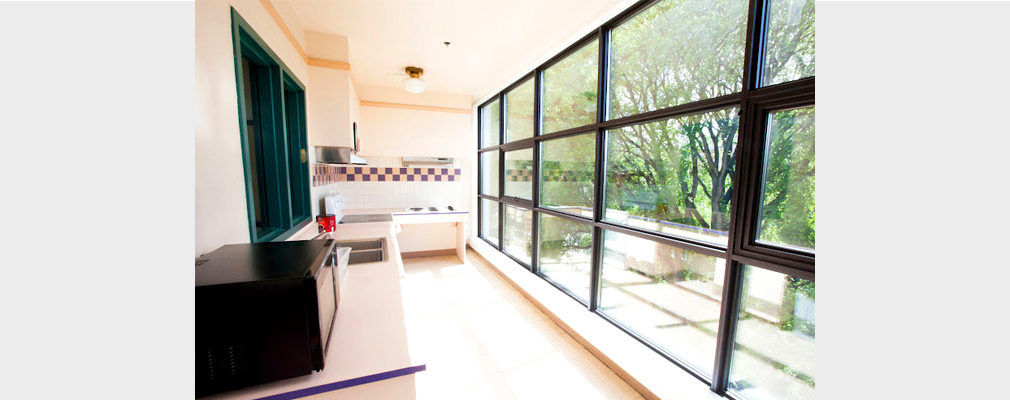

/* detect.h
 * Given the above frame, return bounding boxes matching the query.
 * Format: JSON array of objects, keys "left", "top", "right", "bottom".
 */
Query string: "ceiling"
[{"left": 287, "top": 0, "right": 633, "bottom": 103}]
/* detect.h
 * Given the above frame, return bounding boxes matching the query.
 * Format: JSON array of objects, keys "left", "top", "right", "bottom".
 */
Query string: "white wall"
[
  {"left": 358, "top": 106, "right": 471, "bottom": 233},
  {"left": 196, "top": 0, "right": 476, "bottom": 256},
  {"left": 354, "top": 87, "right": 473, "bottom": 239},
  {"left": 195, "top": 0, "right": 308, "bottom": 257}
]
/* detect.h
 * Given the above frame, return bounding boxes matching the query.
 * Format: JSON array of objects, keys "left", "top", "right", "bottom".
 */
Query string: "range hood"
[
  {"left": 402, "top": 157, "right": 453, "bottom": 167},
  {"left": 316, "top": 146, "right": 367, "bottom": 165}
]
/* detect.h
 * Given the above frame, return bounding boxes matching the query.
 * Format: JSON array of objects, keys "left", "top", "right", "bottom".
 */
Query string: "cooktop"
[{"left": 338, "top": 213, "right": 394, "bottom": 224}]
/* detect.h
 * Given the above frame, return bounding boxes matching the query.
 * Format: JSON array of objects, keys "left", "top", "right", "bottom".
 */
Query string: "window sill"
[{"left": 468, "top": 237, "right": 723, "bottom": 400}]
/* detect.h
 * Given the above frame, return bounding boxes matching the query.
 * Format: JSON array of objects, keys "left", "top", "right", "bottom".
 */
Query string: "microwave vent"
[{"left": 197, "top": 345, "right": 250, "bottom": 386}]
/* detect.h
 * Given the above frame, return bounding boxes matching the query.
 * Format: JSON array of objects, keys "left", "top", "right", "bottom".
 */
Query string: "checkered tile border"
[
  {"left": 506, "top": 169, "right": 593, "bottom": 182},
  {"left": 312, "top": 165, "right": 461, "bottom": 187}
]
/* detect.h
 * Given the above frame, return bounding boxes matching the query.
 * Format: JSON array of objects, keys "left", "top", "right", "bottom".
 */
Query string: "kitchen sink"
[
  {"left": 335, "top": 238, "right": 386, "bottom": 265},
  {"left": 335, "top": 239, "right": 383, "bottom": 251}
]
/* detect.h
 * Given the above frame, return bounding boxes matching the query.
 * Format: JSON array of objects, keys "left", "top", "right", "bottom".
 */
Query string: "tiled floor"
[{"left": 399, "top": 254, "right": 644, "bottom": 400}]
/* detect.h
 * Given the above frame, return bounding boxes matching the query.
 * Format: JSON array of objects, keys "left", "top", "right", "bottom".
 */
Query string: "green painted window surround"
[{"left": 231, "top": 9, "right": 311, "bottom": 243}]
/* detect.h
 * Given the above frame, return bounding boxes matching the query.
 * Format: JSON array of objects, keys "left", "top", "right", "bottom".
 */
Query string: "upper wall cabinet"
[
  {"left": 306, "top": 31, "right": 356, "bottom": 148},
  {"left": 307, "top": 66, "right": 354, "bottom": 148}
]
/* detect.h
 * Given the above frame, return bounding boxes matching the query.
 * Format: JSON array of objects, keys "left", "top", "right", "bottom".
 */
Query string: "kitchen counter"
[
  {"left": 338, "top": 208, "right": 469, "bottom": 263},
  {"left": 207, "top": 220, "right": 418, "bottom": 400}
]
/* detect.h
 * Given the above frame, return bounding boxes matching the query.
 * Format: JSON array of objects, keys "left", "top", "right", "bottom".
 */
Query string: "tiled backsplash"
[
  {"left": 334, "top": 181, "right": 463, "bottom": 209},
  {"left": 313, "top": 157, "right": 465, "bottom": 209},
  {"left": 313, "top": 165, "right": 461, "bottom": 186}
]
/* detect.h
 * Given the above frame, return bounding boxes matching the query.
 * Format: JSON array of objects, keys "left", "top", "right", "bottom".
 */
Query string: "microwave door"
[{"left": 316, "top": 261, "right": 337, "bottom": 361}]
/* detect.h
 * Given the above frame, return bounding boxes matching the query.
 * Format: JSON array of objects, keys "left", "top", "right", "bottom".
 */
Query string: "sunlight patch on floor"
[{"left": 398, "top": 254, "right": 645, "bottom": 400}]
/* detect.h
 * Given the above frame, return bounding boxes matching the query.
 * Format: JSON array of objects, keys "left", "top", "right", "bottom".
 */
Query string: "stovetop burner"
[{"left": 402, "top": 206, "right": 457, "bottom": 213}]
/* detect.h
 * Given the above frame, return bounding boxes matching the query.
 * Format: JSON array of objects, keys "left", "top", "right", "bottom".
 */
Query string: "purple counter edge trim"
[{"left": 254, "top": 364, "right": 427, "bottom": 400}]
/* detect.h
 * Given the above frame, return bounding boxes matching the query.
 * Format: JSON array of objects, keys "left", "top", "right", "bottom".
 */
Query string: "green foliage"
[
  {"left": 506, "top": 79, "right": 535, "bottom": 142},
  {"left": 605, "top": 109, "right": 738, "bottom": 234},
  {"left": 758, "top": 107, "right": 815, "bottom": 250},
  {"left": 543, "top": 39, "right": 599, "bottom": 134},
  {"left": 480, "top": 99, "right": 501, "bottom": 147},
  {"left": 597, "top": 0, "right": 814, "bottom": 247},
  {"left": 540, "top": 133, "right": 596, "bottom": 209},
  {"left": 764, "top": 0, "right": 816, "bottom": 85},
  {"left": 504, "top": 206, "right": 532, "bottom": 261}
]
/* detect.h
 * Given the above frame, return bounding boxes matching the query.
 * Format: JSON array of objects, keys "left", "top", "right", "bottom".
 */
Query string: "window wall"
[{"left": 477, "top": 0, "right": 813, "bottom": 399}]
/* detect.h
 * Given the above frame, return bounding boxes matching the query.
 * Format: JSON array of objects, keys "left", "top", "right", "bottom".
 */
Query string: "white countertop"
[{"left": 208, "top": 222, "right": 418, "bottom": 400}]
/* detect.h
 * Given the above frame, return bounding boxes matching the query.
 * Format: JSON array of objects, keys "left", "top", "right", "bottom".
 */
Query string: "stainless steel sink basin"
[
  {"left": 336, "top": 239, "right": 383, "bottom": 251},
  {"left": 335, "top": 238, "right": 386, "bottom": 265}
]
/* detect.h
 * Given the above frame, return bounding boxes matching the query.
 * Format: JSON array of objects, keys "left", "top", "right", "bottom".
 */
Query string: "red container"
[{"left": 316, "top": 214, "right": 336, "bottom": 233}]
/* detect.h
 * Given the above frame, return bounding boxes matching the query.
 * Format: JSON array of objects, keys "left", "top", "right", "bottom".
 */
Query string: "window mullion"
[
  {"left": 589, "top": 25, "right": 609, "bottom": 312},
  {"left": 531, "top": 69, "right": 542, "bottom": 274},
  {"left": 711, "top": 259, "right": 744, "bottom": 393}
]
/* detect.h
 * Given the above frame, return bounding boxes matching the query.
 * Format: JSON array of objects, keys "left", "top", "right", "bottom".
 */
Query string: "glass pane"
[
  {"left": 538, "top": 214, "right": 593, "bottom": 301},
  {"left": 480, "top": 199, "right": 500, "bottom": 245},
  {"left": 505, "top": 78, "right": 535, "bottom": 142},
  {"left": 599, "top": 229, "right": 725, "bottom": 375},
  {"left": 540, "top": 132, "right": 595, "bottom": 216},
  {"left": 242, "top": 56, "right": 270, "bottom": 237},
  {"left": 757, "top": 106, "right": 814, "bottom": 252},
  {"left": 729, "top": 265, "right": 815, "bottom": 400},
  {"left": 481, "top": 99, "right": 501, "bottom": 147},
  {"left": 503, "top": 205, "right": 533, "bottom": 266},
  {"left": 480, "top": 151, "right": 500, "bottom": 197},
  {"left": 542, "top": 39, "right": 599, "bottom": 134},
  {"left": 608, "top": 0, "right": 747, "bottom": 120},
  {"left": 284, "top": 88, "right": 308, "bottom": 221},
  {"left": 762, "top": 0, "right": 815, "bottom": 86},
  {"left": 604, "top": 108, "right": 738, "bottom": 246},
  {"left": 504, "top": 148, "right": 533, "bottom": 200}
]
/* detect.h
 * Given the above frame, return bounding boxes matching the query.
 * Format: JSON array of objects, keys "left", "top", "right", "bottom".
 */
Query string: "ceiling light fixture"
[{"left": 402, "top": 66, "right": 427, "bottom": 94}]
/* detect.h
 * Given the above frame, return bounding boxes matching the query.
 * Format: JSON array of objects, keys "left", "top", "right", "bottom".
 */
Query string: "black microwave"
[{"left": 195, "top": 239, "right": 339, "bottom": 397}]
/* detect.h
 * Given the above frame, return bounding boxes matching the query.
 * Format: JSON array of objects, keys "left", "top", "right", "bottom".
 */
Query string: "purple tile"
[
  {"left": 413, "top": 168, "right": 421, "bottom": 174},
  {"left": 421, "top": 175, "right": 428, "bottom": 181},
  {"left": 399, "top": 168, "right": 407, "bottom": 174},
  {"left": 454, "top": 169, "right": 461, "bottom": 176},
  {"left": 448, "top": 175, "right": 455, "bottom": 181},
  {"left": 363, "top": 174, "right": 371, "bottom": 181},
  {"left": 440, "top": 168, "right": 448, "bottom": 175},
  {"left": 384, "top": 167, "right": 393, "bottom": 174},
  {"left": 378, "top": 175, "right": 386, "bottom": 181},
  {"left": 427, "top": 168, "right": 435, "bottom": 175},
  {"left": 354, "top": 167, "right": 362, "bottom": 174},
  {"left": 369, "top": 167, "right": 378, "bottom": 174},
  {"left": 393, "top": 175, "right": 400, "bottom": 181},
  {"left": 347, "top": 174, "right": 355, "bottom": 182},
  {"left": 434, "top": 175, "right": 442, "bottom": 181},
  {"left": 407, "top": 175, "right": 414, "bottom": 181}
]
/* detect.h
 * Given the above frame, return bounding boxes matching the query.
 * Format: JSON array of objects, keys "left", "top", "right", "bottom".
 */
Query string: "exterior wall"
[{"left": 195, "top": 0, "right": 308, "bottom": 257}]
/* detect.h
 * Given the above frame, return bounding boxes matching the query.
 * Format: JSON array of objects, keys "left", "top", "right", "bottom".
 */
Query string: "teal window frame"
[{"left": 231, "top": 9, "right": 310, "bottom": 243}]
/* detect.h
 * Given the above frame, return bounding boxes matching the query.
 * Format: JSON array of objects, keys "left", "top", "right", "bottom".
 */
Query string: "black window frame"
[{"left": 478, "top": 1, "right": 816, "bottom": 395}]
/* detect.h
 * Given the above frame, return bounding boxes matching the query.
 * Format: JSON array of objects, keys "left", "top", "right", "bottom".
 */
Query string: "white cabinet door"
[{"left": 307, "top": 66, "right": 353, "bottom": 148}]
